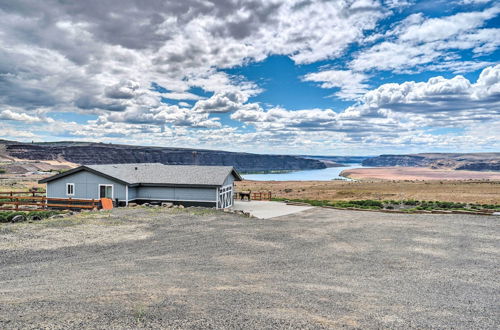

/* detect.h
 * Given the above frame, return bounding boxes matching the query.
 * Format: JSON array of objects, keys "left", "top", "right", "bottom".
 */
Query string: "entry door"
[{"left": 99, "top": 185, "right": 113, "bottom": 199}]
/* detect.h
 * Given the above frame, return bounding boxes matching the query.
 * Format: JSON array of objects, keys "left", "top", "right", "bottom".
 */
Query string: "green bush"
[{"left": 0, "top": 210, "right": 62, "bottom": 223}]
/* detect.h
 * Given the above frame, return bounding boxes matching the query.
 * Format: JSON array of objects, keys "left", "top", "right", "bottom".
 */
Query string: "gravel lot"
[{"left": 0, "top": 207, "right": 499, "bottom": 329}]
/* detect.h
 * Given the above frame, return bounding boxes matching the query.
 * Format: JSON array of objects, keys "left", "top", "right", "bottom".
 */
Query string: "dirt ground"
[
  {"left": 0, "top": 207, "right": 499, "bottom": 329},
  {"left": 341, "top": 167, "right": 500, "bottom": 181},
  {"left": 236, "top": 180, "right": 500, "bottom": 204}
]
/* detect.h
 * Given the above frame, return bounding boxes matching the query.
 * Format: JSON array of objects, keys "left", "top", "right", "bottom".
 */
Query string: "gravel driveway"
[{"left": 0, "top": 207, "right": 498, "bottom": 329}]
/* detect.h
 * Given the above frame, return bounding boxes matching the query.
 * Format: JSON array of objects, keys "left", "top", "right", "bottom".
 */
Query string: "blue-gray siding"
[
  {"left": 134, "top": 186, "right": 216, "bottom": 202},
  {"left": 223, "top": 173, "right": 235, "bottom": 187},
  {"left": 46, "top": 170, "right": 127, "bottom": 200}
]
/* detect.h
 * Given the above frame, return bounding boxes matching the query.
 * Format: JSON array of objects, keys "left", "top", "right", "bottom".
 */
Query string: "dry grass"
[
  {"left": 236, "top": 180, "right": 500, "bottom": 204},
  {"left": 0, "top": 175, "right": 45, "bottom": 192}
]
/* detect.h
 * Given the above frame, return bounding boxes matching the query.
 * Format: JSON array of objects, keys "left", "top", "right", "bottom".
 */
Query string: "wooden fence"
[
  {"left": 0, "top": 190, "right": 45, "bottom": 197},
  {"left": 0, "top": 191, "right": 100, "bottom": 211},
  {"left": 234, "top": 191, "right": 272, "bottom": 201}
]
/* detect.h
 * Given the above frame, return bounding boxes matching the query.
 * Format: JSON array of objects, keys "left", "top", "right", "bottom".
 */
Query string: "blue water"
[{"left": 242, "top": 164, "right": 363, "bottom": 181}]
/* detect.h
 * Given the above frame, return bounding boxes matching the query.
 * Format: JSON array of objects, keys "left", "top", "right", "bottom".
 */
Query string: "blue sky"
[{"left": 0, "top": 0, "right": 499, "bottom": 155}]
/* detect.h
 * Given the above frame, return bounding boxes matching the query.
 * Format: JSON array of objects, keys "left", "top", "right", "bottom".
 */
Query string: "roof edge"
[
  {"left": 38, "top": 165, "right": 129, "bottom": 185},
  {"left": 231, "top": 167, "right": 243, "bottom": 181}
]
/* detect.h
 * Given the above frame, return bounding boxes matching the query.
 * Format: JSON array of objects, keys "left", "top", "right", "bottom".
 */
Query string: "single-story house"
[{"left": 38, "top": 163, "right": 242, "bottom": 208}]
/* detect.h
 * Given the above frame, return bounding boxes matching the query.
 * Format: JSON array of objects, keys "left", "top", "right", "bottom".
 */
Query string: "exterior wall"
[
  {"left": 135, "top": 186, "right": 217, "bottom": 202},
  {"left": 46, "top": 170, "right": 127, "bottom": 201},
  {"left": 128, "top": 186, "right": 138, "bottom": 200},
  {"left": 223, "top": 173, "right": 235, "bottom": 187}
]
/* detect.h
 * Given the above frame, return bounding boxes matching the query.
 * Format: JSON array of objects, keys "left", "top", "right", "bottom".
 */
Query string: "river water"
[{"left": 241, "top": 164, "right": 363, "bottom": 181}]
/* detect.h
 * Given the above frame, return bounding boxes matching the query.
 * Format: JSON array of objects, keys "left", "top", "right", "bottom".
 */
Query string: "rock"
[
  {"left": 128, "top": 202, "right": 138, "bottom": 207},
  {"left": 143, "top": 203, "right": 150, "bottom": 207},
  {"left": 50, "top": 214, "right": 65, "bottom": 219},
  {"left": 178, "top": 205, "right": 185, "bottom": 209},
  {"left": 493, "top": 212, "right": 500, "bottom": 216},
  {"left": 11, "top": 215, "right": 26, "bottom": 222},
  {"left": 30, "top": 215, "right": 42, "bottom": 221},
  {"left": 161, "top": 202, "right": 174, "bottom": 208}
]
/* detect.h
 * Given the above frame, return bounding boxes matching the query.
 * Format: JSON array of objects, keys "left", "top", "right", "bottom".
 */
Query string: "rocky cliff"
[
  {"left": 1, "top": 141, "right": 326, "bottom": 173},
  {"left": 362, "top": 153, "right": 500, "bottom": 171}
]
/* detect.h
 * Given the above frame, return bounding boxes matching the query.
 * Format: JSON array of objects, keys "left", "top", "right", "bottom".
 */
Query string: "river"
[{"left": 241, "top": 164, "right": 363, "bottom": 181}]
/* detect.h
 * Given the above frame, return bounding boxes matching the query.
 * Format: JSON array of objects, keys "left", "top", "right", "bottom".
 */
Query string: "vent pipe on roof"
[{"left": 135, "top": 167, "right": 138, "bottom": 170}]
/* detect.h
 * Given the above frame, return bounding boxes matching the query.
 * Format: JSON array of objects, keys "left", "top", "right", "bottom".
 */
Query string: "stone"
[
  {"left": 143, "top": 203, "right": 150, "bottom": 207},
  {"left": 178, "top": 205, "right": 185, "bottom": 209},
  {"left": 50, "top": 214, "right": 65, "bottom": 219},
  {"left": 493, "top": 212, "right": 500, "bottom": 216},
  {"left": 30, "top": 215, "right": 42, "bottom": 221},
  {"left": 161, "top": 202, "right": 174, "bottom": 208},
  {"left": 11, "top": 215, "right": 26, "bottom": 222},
  {"left": 128, "top": 202, "right": 138, "bottom": 207}
]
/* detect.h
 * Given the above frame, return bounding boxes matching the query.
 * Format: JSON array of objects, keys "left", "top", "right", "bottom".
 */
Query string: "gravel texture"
[{"left": 0, "top": 207, "right": 499, "bottom": 329}]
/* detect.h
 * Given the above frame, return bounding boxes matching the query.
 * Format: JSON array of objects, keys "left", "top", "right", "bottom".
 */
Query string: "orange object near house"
[{"left": 100, "top": 198, "right": 113, "bottom": 210}]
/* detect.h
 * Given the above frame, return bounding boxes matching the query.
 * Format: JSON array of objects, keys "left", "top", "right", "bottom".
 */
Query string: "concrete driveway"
[{"left": 232, "top": 200, "right": 313, "bottom": 219}]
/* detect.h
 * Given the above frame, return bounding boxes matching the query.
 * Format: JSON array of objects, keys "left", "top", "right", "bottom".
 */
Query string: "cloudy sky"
[{"left": 0, "top": 0, "right": 499, "bottom": 155}]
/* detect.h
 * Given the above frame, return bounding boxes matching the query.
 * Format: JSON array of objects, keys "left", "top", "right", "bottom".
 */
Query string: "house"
[{"left": 38, "top": 163, "right": 242, "bottom": 208}]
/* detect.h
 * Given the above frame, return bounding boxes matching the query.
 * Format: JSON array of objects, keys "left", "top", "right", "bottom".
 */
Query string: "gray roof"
[{"left": 39, "top": 163, "right": 242, "bottom": 186}]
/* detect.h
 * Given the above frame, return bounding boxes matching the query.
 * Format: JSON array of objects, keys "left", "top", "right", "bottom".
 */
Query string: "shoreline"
[{"left": 340, "top": 166, "right": 500, "bottom": 181}]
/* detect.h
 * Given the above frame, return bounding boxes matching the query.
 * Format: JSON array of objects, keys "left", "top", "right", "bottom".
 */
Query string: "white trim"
[
  {"left": 216, "top": 187, "right": 219, "bottom": 209},
  {"left": 217, "top": 184, "right": 233, "bottom": 209},
  {"left": 98, "top": 184, "right": 114, "bottom": 199},
  {"left": 125, "top": 185, "right": 129, "bottom": 206},
  {"left": 66, "top": 183, "right": 75, "bottom": 196}
]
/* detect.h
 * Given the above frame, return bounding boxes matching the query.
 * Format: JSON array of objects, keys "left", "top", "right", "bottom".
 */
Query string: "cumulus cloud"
[
  {"left": 1, "top": 0, "right": 499, "bottom": 153},
  {"left": 192, "top": 91, "right": 260, "bottom": 113},
  {"left": 351, "top": 5, "right": 500, "bottom": 72},
  {"left": 302, "top": 69, "right": 370, "bottom": 100},
  {"left": 0, "top": 0, "right": 389, "bottom": 118},
  {"left": 233, "top": 65, "right": 500, "bottom": 139},
  {"left": 0, "top": 109, "right": 54, "bottom": 123}
]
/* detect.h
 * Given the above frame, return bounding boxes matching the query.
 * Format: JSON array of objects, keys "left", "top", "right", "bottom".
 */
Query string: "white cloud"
[
  {"left": 302, "top": 70, "right": 370, "bottom": 100},
  {"left": 192, "top": 91, "right": 260, "bottom": 113},
  {"left": 232, "top": 65, "right": 500, "bottom": 144},
  {"left": 0, "top": 109, "right": 54, "bottom": 123},
  {"left": 351, "top": 5, "right": 500, "bottom": 72}
]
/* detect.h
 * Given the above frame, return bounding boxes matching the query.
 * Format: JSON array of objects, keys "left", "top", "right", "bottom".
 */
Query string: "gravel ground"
[{"left": 0, "top": 207, "right": 499, "bottom": 329}]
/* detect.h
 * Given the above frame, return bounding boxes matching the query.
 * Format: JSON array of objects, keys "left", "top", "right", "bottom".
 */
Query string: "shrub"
[{"left": 0, "top": 210, "right": 62, "bottom": 223}]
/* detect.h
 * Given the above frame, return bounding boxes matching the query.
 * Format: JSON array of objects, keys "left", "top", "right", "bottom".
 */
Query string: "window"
[
  {"left": 99, "top": 184, "right": 113, "bottom": 199},
  {"left": 66, "top": 183, "right": 74, "bottom": 196}
]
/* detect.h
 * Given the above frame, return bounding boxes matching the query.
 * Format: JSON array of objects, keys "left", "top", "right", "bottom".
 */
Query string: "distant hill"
[
  {"left": 362, "top": 153, "right": 500, "bottom": 171},
  {"left": 0, "top": 140, "right": 328, "bottom": 173},
  {"left": 303, "top": 155, "right": 371, "bottom": 164}
]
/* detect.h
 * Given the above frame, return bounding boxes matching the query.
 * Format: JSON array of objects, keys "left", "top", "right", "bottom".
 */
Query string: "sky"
[{"left": 0, "top": 0, "right": 499, "bottom": 155}]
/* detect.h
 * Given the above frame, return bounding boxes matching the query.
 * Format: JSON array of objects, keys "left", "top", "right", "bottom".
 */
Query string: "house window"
[
  {"left": 66, "top": 183, "right": 74, "bottom": 196},
  {"left": 99, "top": 184, "right": 113, "bottom": 199}
]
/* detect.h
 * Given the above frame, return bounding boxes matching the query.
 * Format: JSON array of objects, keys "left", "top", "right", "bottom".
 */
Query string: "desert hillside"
[
  {"left": 362, "top": 153, "right": 500, "bottom": 171},
  {"left": 0, "top": 140, "right": 328, "bottom": 173}
]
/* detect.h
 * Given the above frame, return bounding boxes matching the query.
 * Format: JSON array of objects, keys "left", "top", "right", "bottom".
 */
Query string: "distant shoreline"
[{"left": 340, "top": 167, "right": 500, "bottom": 181}]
